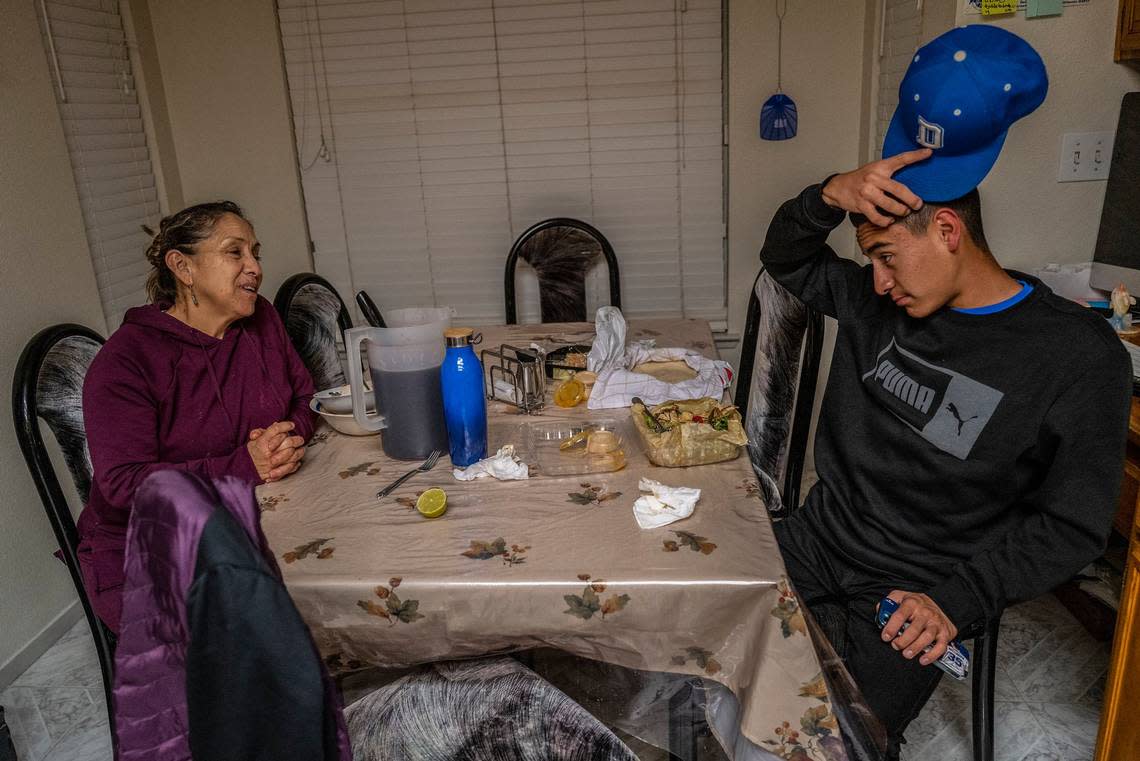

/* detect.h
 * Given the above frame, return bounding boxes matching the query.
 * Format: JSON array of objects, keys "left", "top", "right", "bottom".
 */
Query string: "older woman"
[{"left": 79, "top": 201, "right": 315, "bottom": 633}]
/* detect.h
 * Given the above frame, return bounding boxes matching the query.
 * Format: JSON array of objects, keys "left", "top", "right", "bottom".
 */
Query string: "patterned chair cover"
[
  {"left": 276, "top": 277, "right": 351, "bottom": 391},
  {"left": 35, "top": 333, "right": 102, "bottom": 503},
  {"left": 742, "top": 271, "right": 817, "bottom": 516},
  {"left": 345, "top": 657, "right": 638, "bottom": 761},
  {"left": 506, "top": 219, "right": 620, "bottom": 324}
]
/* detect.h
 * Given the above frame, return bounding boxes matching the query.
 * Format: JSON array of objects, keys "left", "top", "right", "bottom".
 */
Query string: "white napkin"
[
  {"left": 632, "top": 478, "right": 700, "bottom": 529},
  {"left": 587, "top": 306, "right": 628, "bottom": 374},
  {"left": 492, "top": 379, "right": 518, "bottom": 403},
  {"left": 453, "top": 445, "right": 530, "bottom": 481}
]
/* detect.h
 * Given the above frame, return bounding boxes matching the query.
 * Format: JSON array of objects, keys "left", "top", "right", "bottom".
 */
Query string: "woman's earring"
[{"left": 190, "top": 283, "right": 199, "bottom": 307}]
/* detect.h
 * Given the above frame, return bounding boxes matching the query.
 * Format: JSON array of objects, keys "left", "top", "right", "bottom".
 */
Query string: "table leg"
[{"left": 668, "top": 680, "right": 700, "bottom": 761}]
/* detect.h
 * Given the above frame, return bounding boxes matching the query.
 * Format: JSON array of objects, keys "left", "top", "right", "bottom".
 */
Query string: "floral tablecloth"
[{"left": 258, "top": 319, "right": 844, "bottom": 761}]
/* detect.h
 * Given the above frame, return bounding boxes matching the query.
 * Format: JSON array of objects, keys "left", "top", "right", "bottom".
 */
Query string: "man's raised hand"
[{"left": 821, "top": 149, "right": 931, "bottom": 227}]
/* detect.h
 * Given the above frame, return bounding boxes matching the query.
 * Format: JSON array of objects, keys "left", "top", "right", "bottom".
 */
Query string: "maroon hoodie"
[{"left": 78, "top": 296, "right": 315, "bottom": 631}]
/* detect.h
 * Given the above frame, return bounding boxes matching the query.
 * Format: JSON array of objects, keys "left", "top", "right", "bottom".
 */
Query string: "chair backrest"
[
  {"left": 354, "top": 290, "right": 387, "bottom": 328},
  {"left": 345, "top": 656, "right": 637, "bottom": 760},
  {"left": 11, "top": 323, "right": 118, "bottom": 744},
  {"left": 504, "top": 218, "right": 621, "bottom": 324},
  {"left": 735, "top": 269, "right": 824, "bottom": 514},
  {"left": 273, "top": 274, "right": 353, "bottom": 390}
]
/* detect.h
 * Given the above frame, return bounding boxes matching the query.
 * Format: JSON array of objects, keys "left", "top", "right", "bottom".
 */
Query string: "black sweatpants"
[{"left": 774, "top": 510, "right": 944, "bottom": 760}]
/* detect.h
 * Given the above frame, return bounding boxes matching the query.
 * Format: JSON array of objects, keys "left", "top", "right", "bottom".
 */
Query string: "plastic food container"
[{"left": 514, "top": 418, "right": 633, "bottom": 476}]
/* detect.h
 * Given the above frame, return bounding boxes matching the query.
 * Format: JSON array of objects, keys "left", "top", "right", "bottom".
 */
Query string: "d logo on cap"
[{"left": 916, "top": 116, "right": 944, "bottom": 150}]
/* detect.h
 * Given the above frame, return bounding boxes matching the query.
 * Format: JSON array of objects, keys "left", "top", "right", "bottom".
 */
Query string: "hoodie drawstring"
[
  {"left": 193, "top": 330, "right": 239, "bottom": 449},
  {"left": 241, "top": 328, "right": 287, "bottom": 411}
]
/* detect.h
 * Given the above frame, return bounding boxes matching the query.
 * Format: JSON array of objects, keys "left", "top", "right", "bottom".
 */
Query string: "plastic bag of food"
[
  {"left": 631, "top": 398, "right": 747, "bottom": 467},
  {"left": 584, "top": 307, "right": 734, "bottom": 410}
]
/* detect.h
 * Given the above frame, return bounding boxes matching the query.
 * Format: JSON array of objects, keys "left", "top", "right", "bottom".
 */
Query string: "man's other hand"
[
  {"left": 821, "top": 149, "right": 930, "bottom": 227},
  {"left": 879, "top": 590, "right": 958, "bottom": 666}
]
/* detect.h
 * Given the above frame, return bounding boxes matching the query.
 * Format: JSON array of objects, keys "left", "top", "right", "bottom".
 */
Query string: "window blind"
[
  {"left": 278, "top": 0, "right": 725, "bottom": 327},
  {"left": 38, "top": 0, "right": 161, "bottom": 330}
]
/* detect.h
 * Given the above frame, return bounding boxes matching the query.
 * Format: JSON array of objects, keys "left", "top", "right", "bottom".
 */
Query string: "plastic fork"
[{"left": 376, "top": 450, "right": 443, "bottom": 499}]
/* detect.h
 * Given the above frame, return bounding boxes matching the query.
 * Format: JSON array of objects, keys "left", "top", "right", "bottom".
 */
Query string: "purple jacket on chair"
[{"left": 112, "top": 470, "right": 351, "bottom": 760}]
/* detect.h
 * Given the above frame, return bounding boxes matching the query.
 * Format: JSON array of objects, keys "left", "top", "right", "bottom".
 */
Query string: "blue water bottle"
[{"left": 440, "top": 328, "right": 487, "bottom": 467}]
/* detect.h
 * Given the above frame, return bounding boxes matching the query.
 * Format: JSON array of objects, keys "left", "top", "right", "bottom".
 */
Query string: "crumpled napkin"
[
  {"left": 633, "top": 478, "right": 700, "bottom": 529},
  {"left": 453, "top": 445, "right": 529, "bottom": 481},
  {"left": 492, "top": 379, "right": 518, "bottom": 403},
  {"left": 587, "top": 306, "right": 628, "bottom": 374}
]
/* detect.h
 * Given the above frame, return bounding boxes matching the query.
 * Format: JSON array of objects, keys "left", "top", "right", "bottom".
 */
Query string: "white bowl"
[
  {"left": 313, "top": 383, "right": 375, "bottom": 415},
  {"left": 310, "top": 398, "right": 383, "bottom": 437}
]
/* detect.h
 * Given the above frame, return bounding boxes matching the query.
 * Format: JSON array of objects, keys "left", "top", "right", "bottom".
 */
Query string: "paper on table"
[{"left": 633, "top": 478, "right": 701, "bottom": 529}]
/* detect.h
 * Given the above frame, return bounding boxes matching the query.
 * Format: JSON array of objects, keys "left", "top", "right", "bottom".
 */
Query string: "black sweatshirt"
[{"left": 760, "top": 183, "right": 1132, "bottom": 630}]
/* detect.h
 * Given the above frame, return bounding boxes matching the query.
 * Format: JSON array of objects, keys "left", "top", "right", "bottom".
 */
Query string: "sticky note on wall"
[
  {"left": 981, "top": 0, "right": 1018, "bottom": 14},
  {"left": 1026, "top": 0, "right": 1063, "bottom": 17}
]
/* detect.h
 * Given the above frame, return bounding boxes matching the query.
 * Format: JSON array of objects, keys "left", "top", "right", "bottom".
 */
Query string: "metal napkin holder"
[{"left": 481, "top": 344, "right": 546, "bottom": 414}]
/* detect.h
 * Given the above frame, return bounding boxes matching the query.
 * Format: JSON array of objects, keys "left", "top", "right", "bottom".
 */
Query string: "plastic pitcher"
[{"left": 345, "top": 307, "right": 452, "bottom": 460}]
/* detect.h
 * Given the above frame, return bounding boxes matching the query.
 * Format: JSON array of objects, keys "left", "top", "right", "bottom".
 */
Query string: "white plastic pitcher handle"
[{"left": 344, "top": 327, "right": 387, "bottom": 432}]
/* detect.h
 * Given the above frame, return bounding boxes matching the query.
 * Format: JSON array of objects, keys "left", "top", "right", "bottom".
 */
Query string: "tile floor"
[
  {"left": 901, "top": 593, "right": 1109, "bottom": 761},
  {"left": 0, "top": 592, "right": 1108, "bottom": 761},
  {"left": 1, "top": 620, "right": 111, "bottom": 761}
]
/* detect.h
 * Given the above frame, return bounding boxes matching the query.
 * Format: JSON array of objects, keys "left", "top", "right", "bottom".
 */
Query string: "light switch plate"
[{"left": 1058, "top": 131, "right": 1115, "bottom": 182}]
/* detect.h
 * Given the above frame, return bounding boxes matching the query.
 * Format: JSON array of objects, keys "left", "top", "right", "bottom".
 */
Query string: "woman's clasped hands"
[{"left": 247, "top": 421, "right": 307, "bottom": 482}]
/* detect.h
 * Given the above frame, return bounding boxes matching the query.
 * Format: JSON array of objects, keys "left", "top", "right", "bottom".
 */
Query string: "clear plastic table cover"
[{"left": 261, "top": 319, "right": 884, "bottom": 761}]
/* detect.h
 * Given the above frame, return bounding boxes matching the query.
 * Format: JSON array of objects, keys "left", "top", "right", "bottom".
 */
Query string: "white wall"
[
  {"left": 728, "top": 0, "right": 870, "bottom": 335},
  {"left": 144, "top": 0, "right": 313, "bottom": 297},
  {"left": 0, "top": 1, "right": 108, "bottom": 678},
  {"left": 0, "top": 0, "right": 318, "bottom": 678},
  {"left": 962, "top": 0, "right": 1140, "bottom": 272},
  {"left": 728, "top": 0, "right": 871, "bottom": 475}
]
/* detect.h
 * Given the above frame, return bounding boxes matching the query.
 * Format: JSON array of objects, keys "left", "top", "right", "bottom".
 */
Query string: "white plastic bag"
[
  {"left": 587, "top": 306, "right": 628, "bottom": 374},
  {"left": 1032, "top": 263, "right": 1103, "bottom": 304}
]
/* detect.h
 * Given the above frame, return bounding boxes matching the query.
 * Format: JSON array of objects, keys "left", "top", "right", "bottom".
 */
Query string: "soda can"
[{"left": 876, "top": 597, "right": 970, "bottom": 681}]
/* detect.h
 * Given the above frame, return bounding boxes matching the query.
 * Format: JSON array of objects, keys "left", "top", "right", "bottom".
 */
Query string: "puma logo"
[
  {"left": 871, "top": 358, "right": 937, "bottom": 414},
  {"left": 945, "top": 403, "right": 978, "bottom": 436}
]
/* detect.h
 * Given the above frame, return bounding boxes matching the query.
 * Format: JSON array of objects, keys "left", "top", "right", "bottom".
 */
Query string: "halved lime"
[{"left": 416, "top": 488, "right": 448, "bottom": 519}]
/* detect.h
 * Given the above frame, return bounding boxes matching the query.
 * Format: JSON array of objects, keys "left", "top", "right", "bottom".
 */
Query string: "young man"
[{"left": 760, "top": 25, "right": 1132, "bottom": 758}]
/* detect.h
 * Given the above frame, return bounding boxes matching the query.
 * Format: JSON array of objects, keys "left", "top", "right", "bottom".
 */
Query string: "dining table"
[{"left": 257, "top": 318, "right": 850, "bottom": 761}]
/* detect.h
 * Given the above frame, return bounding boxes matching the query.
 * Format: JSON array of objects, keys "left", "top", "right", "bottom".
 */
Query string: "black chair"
[
  {"left": 346, "top": 657, "right": 637, "bottom": 759},
  {"left": 504, "top": 218, "right": 621, "bottom": 324},
  {"left": 354, "top": 290, "right": 386, "bottom": 328},
  {"left": 968, "top": 615, "right": 1002, "bottom": 761},
  {"left": 273, "top": 273, "right": 353, "bottom": 390},
  {"left": 12, "top": 323, "right": 117, "bottom": 755},
  {"left": 736, "top": 268, "right": 825, "bottom": 514}
]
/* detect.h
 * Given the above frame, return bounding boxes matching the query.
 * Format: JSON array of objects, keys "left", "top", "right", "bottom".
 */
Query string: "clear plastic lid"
[{"left": 511, "top": 417, "right": 639, "bottom": 476}]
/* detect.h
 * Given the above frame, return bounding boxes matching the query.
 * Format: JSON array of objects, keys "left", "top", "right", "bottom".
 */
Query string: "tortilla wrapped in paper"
[{"left": 630, "top": 398, "right": 748, "bottom": 468}]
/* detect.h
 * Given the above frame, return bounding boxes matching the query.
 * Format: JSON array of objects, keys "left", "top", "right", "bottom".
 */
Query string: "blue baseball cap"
[{"left": 883, "top": 25, "right": 1048, "bottom": 202}]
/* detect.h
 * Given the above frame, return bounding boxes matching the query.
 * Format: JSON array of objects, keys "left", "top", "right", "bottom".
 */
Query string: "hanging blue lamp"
[{"left": 760, "top": 0, "right": 797, "bottom": 141}]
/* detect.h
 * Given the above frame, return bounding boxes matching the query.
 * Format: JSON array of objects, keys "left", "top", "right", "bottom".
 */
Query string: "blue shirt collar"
[{"left": 951, "top": 280, "right": 1033, "bottom": 315}]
